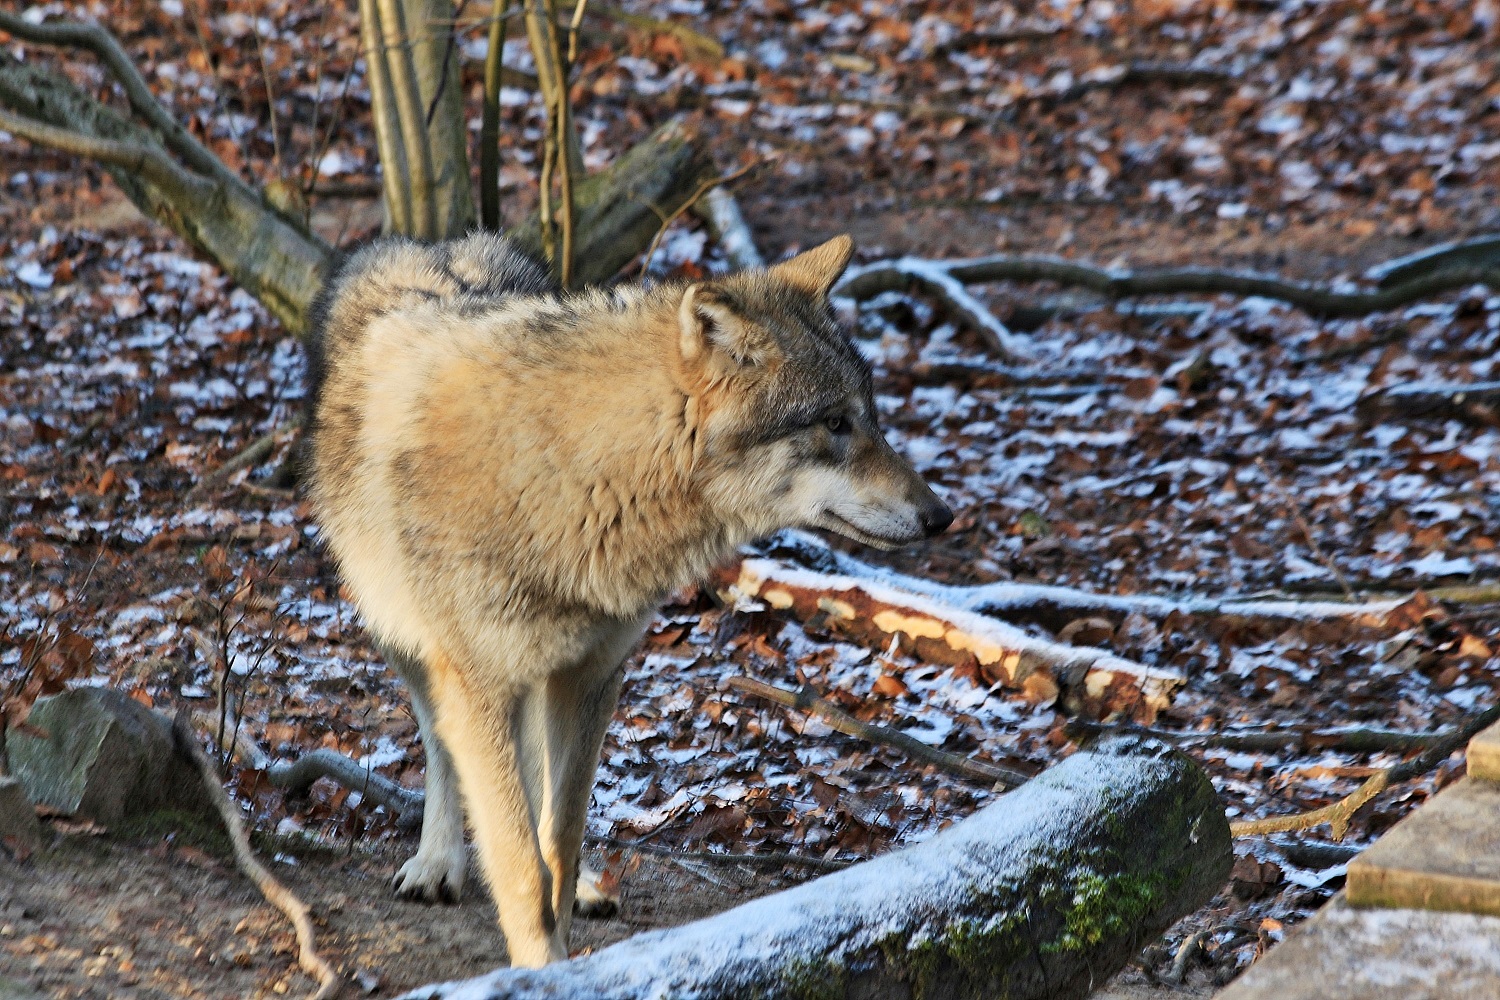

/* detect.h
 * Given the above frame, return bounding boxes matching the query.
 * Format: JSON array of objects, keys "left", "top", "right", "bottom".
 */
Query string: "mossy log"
[{"left": 399, "top": 736, "right": 1231, "bottom": 1000}]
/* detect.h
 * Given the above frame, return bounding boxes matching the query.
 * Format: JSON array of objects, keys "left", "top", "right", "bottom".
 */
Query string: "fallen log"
[
  {"left": 758, "top": 530, "right": 1404, "bottom": 632},
  {"left": 720, "top": 555, "right": 1184, "bottom": 723},
  {"left": 398, "top": 735, "right": 1231, "bottom": 1000}
]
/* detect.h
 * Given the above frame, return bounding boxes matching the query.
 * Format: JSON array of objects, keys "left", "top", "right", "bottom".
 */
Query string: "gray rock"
[
  {"left": 8, "top": 688, "right": 211, "bottom": 826},
  {"left": 0, "top": 776, "right": 43, "bottom": 853}
]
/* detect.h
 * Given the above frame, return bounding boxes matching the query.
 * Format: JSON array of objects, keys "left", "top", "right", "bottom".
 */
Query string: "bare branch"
[
  {"left": 0, "top": 11, "right": 250, "bottom": 193},
  {"left": 0, "top": 107, "right": 206, "bottom": 201},
  {"left": 692, "top": 186, "right": 764, "bottom": 270}
]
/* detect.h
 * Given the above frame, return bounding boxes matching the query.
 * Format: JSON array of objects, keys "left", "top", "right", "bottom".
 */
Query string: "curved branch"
[
  {"left": 1229, "top": 702, "right": 1500, "bottom": 839},
  {"left": 0, "top": 107, "right": 207, "bottom": 201},
  {"left": 0, "top": 12, "right": 250, "bottom": 193},
  {"left": 172, "top": 714, "right": 344, "bottom": 1000},
  {"left": 835, "top": 254, "right": 1500, "bottom": 327}
]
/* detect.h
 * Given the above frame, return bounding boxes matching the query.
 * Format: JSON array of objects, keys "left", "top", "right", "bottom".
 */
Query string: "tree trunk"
[
  {"left": 398, "top": 736, "right": 1231, "bottom": 1000},
  {"left": 359, "top": 0, "right": 475, "bottom": 238}
]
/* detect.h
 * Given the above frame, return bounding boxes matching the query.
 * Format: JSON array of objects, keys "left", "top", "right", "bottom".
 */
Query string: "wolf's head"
[{"left": 677, "top": 235, "right": 953, "bottom": 550}]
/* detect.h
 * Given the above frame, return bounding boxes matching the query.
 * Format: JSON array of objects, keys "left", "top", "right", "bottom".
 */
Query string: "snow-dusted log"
[
  {"left": 758, "top": 531, "right": 1404, "bottom": 633},
  {"left": 720, "top": 555, "right": 1184, "bottom": 723},
  {"left": 399, "top": 736, "right": 1230, "bottom": 1000}
]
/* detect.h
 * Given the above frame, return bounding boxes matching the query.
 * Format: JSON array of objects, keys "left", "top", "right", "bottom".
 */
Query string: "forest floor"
[{"left": 4, "top": 0, "right": 1500, "bottom": 997}]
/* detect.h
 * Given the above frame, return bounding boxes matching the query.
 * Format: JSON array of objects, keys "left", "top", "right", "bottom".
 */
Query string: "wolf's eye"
[{"left": 823, "top": 415, "right": 847, "bottom": 434}]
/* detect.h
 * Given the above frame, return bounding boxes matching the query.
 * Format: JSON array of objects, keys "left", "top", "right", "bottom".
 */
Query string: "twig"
[
  {"left": 171, "top": 713, "right": 343, "bottom": 1000},
  {"left": 1256, "top": 457, "right": 1353, "bottom": 599},
  {"left": 590, "top": 3, "right": 723, "bottom": 60},
  {"left": 1165, "top": 929, "right": 1209, "bottom": 985},
  {"left": 642, "top": 159, "right": 759, "bottom": 273},
  {"left": 588, "top": 834, "right": 853, "bottom": 873},
  {"left": 187, "top": 417, "right": 303, "bottom": 499},
  {"left": 724, "top": 676, "right": 1031, "bottom": 789},
  {"left": 1229, "top": 702, "right": 1500, "bottom": 839}
]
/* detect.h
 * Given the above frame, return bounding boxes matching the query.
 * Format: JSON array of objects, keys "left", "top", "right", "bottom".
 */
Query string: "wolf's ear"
[
  {"left": 679, "top": 283, "right": 767, "bottom": 369},
  {"left": 770, "top": 234, "right": 855, "bottom": 298}
]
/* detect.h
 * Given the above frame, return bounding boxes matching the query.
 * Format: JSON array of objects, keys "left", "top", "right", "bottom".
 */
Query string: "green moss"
[
  {"left": 1042, "top": 870, "right": 1164, "bottom": 954},
  {"left": 775, "top": 955, "right": 849, "bottom": 1000}
]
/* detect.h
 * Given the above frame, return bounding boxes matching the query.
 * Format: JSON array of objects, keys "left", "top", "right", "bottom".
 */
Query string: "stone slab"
[
  {"left": 1215, "top": 895, "right": 1500, "bottom": 1000},
  {"left": 1346, "top": 778, "right": 1500, "bottom": 916},
  {"left": 1469, "top": 720, "right": 1500, "bottom": 781},
  {"left": 8, "top": 688, "right": 211, "bottom": 826}
]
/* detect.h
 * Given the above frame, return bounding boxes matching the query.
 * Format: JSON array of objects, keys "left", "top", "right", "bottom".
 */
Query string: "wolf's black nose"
[{"left": 920, "top": 500, "right": 954, "bottom": 537}]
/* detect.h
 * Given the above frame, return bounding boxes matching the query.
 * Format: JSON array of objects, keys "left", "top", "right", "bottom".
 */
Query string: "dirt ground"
[{"left": 1, "top": 828, "right": 796, "bottom": 998}]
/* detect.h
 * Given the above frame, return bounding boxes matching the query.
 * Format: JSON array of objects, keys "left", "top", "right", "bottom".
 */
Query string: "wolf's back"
[{"left": 304, "top": 232, "right": 554, "bottom": 414}]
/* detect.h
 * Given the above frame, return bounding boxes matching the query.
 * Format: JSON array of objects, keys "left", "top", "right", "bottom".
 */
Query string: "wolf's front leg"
[
  {"left": 534, "top": 658, "right": 626, "bottom": 949},
  {"left": 429, "top": 654, "right": 563, "bottom": 968}
]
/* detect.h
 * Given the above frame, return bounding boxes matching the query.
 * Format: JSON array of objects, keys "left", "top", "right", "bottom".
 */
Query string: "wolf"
[{"left": 304, "top": 230, "right": 952, "bottom": 967}]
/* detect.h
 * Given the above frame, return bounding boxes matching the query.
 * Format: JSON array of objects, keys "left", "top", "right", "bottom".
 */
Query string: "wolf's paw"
[
  {"left": 573, "top": 864, "right": 619, "bottom": 919},
  {"left": 393, "top": 849, "right": 466, "bottom": 904}
]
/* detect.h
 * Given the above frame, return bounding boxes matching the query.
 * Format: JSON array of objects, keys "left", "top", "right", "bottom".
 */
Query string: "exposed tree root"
[
  {"left": 1228, "top": 702, "right": 1500, "bottom": 839},
  {"left": 724, "top": 675, "right": 1031, "bottom": 788},
  {"left": 198, "top": 713, "right": 424, "bottom": 828},
  {"left": 171, "top": 713, "right": 344, "bottom": 1000}
]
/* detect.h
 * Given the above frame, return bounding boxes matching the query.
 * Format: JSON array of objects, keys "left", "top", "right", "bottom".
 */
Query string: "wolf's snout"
[{"left": 918, "top": 497, "right": 954, "bottom": 537}]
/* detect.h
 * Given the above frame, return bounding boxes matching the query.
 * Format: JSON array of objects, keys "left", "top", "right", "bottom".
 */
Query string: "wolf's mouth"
[{"left": 820, "top": 510, "right": 914, "bottom": 550}]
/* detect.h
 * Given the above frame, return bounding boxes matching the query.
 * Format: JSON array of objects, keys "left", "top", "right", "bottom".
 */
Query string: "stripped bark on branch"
[{"left": 720, "top": 556, "right": 1184, "bottom": 722}]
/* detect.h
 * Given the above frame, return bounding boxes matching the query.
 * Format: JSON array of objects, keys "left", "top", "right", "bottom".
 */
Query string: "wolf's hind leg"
[{"left": 386, "top": 648, "right": 468, "bottom": 904}]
